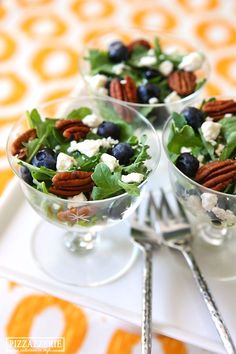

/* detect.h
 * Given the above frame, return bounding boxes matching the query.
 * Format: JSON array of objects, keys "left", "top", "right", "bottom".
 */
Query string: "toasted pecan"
[
  {"left": 11, "top": 128, "right": 37, "bottom": 159},
  {"left": 195, "top": 160, "right": 236, "bottom": 191},
  {"left": 109, "top": 78, "right": 124, "bottom": 101},
  {"left": 57, "top": 206, "right": 93, "bottom": 222},
  {"left": 50, "top": 171, "right": 93, "bottom": 197},
  {"left": 55, "top": 119, "right": 90, "bottom": 141},
  {"left": 127, "top": 39, "right": 151, "bottom": 53},
  {"left": 202, "top": 99, "right": 236, "bottom": 121},
  {"left": 167, "top": 70, "right": 196, "bottom": 96}
]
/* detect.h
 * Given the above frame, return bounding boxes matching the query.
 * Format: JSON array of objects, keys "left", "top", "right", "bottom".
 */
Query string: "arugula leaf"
[
  {"left": 172, "top": 112, "right": 187, "bottom": 130},
  {"left": 26, "top": 109, "right": 42, "bottom": 129},
  {"left": 127, "top": 45, "right": 149, "bottom": 67},
  {"left": 219, "top": 116, "right": 236, "bottom": 160},
  {"left": 127, "top": 135, "right": 138, "bottom": 145},
  {"left": 118, "top": 180, "right": 140, "bottom": 196},
  {"left": 195, "top": 78, "right": 207, "bottom": 91},
  {"left": 198, "top": 128, "right": 215, "bottom": 160},
  {"left": 167, "top": 124, "right": 203, "bottom": 154},
  {"left": 32, "top": 178, "right": 49, "bottom": 193},
  {"left": 124, "top": 144, "right": 150, "bottom": 174},
  {"left": 153, "top": 37, "right": 162, "bottom": 57},
  {"left": 18, "top": 160, "right": 56, "bottom": 179},
  {"left": 91, "top": 163, "right": 123, "bottom": 200},
  {"left": 66, "top": 107, "right": 92, "bottom": 119},
  {"left": 74, "top": 153, "right": 101, "bottom": 172},
  {"left": 86, "top": 49, "right": 113, "bottom": 75}
]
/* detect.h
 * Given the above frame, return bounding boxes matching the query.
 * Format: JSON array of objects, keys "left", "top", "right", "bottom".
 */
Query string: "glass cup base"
[
  {"left": 191, "top": 230, "right": 236, "bottom": 281},
  {"left": 31, "top": 220, "right": 139, "bottom": 287}
]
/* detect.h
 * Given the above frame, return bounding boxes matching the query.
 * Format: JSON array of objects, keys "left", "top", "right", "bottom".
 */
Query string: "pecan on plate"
[
  {"left": 195, "top": 160, "right": 236, "bottom": 191},
  {"left": 11, "top": 128, "right": 37, "bottom": 160},
  {"left": 202, "top": 99, "right": 236, "bottom": 121},
  {"left": 55, "top": 119, "right": 90, "bottom": 141},
  {"left": 127, "top": 39, "right": 151, "bottom": 53},
  {"left": 49, "top": 171, "right": 93, "bottom": 197},
  {"left": 167, "top": 70, "right": 196, "bottom": 96}
]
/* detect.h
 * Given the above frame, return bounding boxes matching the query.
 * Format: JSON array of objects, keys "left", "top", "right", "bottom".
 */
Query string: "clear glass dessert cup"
[
  {"left": 163, "top": 115, "right": 236, "bottom": 281},
  {"left": 79, "top": 27, "right": 210, "bottom": 131},
  {"left": 7, "top": 96, "right": 160, "bottom": 287}
]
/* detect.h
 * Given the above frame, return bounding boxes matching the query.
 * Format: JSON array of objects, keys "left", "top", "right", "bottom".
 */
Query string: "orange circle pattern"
[
  {"left": 176, "top": 0, "right": 219, "bottom": 12},
  {"left": 216, "top": 56, "right": 236, "bottom": 86},
  {"left": 21, "top": 14, "right": 67, "bottom": 39},
  {"left": 71, "top": 0, "right": 115, "bottom": 22},
  {"left": 0, "top": 32, "right": 16, "bottom": 61},
  {"left": 195, "top": 19, "right": 236, "bottom": 49},
  {"left": 31, "top": 46, "right": 78, "bottom": 81},
  {"left": 0, "top": 72, "right": 27, "bottom": 105},
  {"left": 131, "top": 6, "right": 177, "bottom": 31}
]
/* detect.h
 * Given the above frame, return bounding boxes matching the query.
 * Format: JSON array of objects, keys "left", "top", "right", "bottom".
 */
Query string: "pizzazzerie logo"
[{"left": 6, "top": 337, "right": 65, "bottom": 352}]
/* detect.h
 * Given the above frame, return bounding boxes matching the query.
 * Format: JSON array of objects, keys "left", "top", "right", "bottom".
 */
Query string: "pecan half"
[
  {"left": 49, "top": 171, "right": 94, "bottom": 197},
  {"left": 109, "top": 76, "right": 137, "bottom": 122},
  {"left": 57, "top": 206, "right": 93, "bottom": 223},
  {"left": 55, "top": 119, "right": 90, "bottom": 141},
  {"left": 167, "top": 70, "right": 196, "bottom": 96},
  {"left": 195, "top": 160, "right": 236, "bottom": 191},
  {"left": 202, "top": 99, "right": 236, "bottom": 121},
  {"left": 128, "top": 39, "right": 151, "bottom": 53},
  {"left": 11, "top": 128, "right": 37, "bottom": 159}
]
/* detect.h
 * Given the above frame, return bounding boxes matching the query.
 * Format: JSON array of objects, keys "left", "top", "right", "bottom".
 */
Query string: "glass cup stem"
[
  {"left": 64, "top": 231, "right": 98, "bottom": 253},
  {"left": 196, "top": 223, "right": 231, "bottom": 246}
]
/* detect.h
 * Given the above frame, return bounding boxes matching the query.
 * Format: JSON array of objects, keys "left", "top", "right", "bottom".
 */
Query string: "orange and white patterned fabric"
[{"left": 1, "top": 0, "right": 236, "bottom": 352}]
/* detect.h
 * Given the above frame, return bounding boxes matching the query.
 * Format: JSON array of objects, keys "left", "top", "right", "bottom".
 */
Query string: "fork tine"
[
  {"left": 160, "top": 188, "right": 175, "bottom": 219},
  {"left": 175, "top": 198, "right": 188, "bottom": 222}
]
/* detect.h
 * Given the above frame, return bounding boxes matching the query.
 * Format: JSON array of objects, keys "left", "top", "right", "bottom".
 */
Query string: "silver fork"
[
  {"left": 149, "top": 189, "right": 236, "bottom": 354},
  {"left": 131, "top": 195, "right": 159, "bottom": 354}
]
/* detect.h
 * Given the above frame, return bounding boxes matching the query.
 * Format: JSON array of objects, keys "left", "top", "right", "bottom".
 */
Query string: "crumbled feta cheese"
[
  {"left": 138, "top": 55, "right": 157, "bottom": 67},
  {"left": 186, "top": 195, "right": 202, "bottom": 212},
  {"left": 206, "top": 116, "right": 213, "bottom": 122},
  {"left": 56, "top": 152, "right": 76, "bottom": 171},
  {"left": 164, "top": 91, "right": 181, "bottom": 103},
  {"left": 52, "top": 203, "right": 60, "bottom": 210},
  {"left": 54, "top": 145, "right": 60, "bottom": 151},
  {"left": 100, "top": 153, "right": 119, "bottom": 172},
  {"left": 201, "top": 193, "right": 217, "bottom": 211},
  {"left": 147, "top": 49, "right": 155, "bottom": 56},
  {"left": 197, "top": 154, "right": 204, "bottom": 163},
  {"left": 112, "top": 63, "right": 126, "bottom": 75},
  {"left": 68, "top": 138, "right": 118, "bottom": 157},
  {"left": 224, "top": 113, "right": 232, "bottom": 118},
  {"left": 82, "top": 113, "right": 103, "bottom": 128},
  {"left": 215, "top": 143, "right": 225, "bottom": 157},
  {"left": 165, "top": 46, "right": 184, "bottom": 56},
  {"left": 121, "top": 173, "right": 144, "bottom": 184},
  {"left": 68, "top": 193, "right": 87, "bottom": 208},
  {"left": 87, "top": 74, "right": 107, "bottom": 90},
  {"left": 212, "top": 207, "right": 236, "bottom": 225},
  {"left": 201, "top": 121, "right": 221, "bottom": 143},
  {"left": 178, "top": 52, "right": 205, "bottom": 72},
  {"left": 180, "top": 146, "right": 192, "bottom": 153},
  {"left": 120, "top": 79, "right": 127, "bottom": 84},
  {"left": 158, "top": 60, "right": 173, "bottom": 76},
  {"left": 148, "top": 97, "right": 159, "bottom": 104}
]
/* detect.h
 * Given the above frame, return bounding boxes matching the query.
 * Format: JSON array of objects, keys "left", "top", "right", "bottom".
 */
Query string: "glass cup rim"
[
  {"left": 7, "top": 95, "right": 161, "bottom": 205},
  {"left": 162, "top": 114, "right": 236, "bottom": 200},
  {"left": 79, "top": 25, "right": 211, "bottom": 108}
]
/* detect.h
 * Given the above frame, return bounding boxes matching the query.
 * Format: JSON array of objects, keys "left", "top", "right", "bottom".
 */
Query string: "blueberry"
[
  {"left": 144, "top": 69, "right": 159, "bottom": 80},
  {"left": 20, "top": 166, "right": 33, "bottom": 185},
  {"left": 97, "top": 121, "right": 120, "bottom": 140},
  {"left": 32, "top": 148, "right": 56, "bottom": 170},
  {"left": 176, "top": 153, "right": 199, "bottom": 178},
  {"left": 108, "top": 41, "right": 129, "bottom": 63},
  {"left": 137, "top": 83, "right": 160, "bottom": 104},
  {"left": 111, "top": 143, "right": 134, "bottom": 165},
  {"left": 181, "top": 107, "right": 205, "bottom": 130}
]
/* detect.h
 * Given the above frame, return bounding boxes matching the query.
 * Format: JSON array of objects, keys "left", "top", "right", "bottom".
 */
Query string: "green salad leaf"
[
  {"left": 127, "top": 45, "right": 149, "bottom": 67},
  {"left": 167, "top": 124, "right": 203, "bottom": 154},
  {"left": 18, "top": 160, "right": 56, "bottom": 179},
  {"left": 66, "top": 107, "right": 92, "bottom": 119},
  {"left": 86, "top": 49, "right": 113, "bottom": 75},
  {"left": 117, "top": 180, "right": 140, "bottom": 196},
  {"left": 219, "top": 116, "right": 236, "bottom": 160},
  {"left": 172, "top": 112, "right": 187, "bottom": 130}
]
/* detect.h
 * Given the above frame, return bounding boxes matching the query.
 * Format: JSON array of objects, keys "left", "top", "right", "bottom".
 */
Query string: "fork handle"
[
  {"left": 183, "top": 249, "right": 236, "bottom": 354},
  {"left": 142, "top": 245, "right": 153, "bottom": 354}
]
